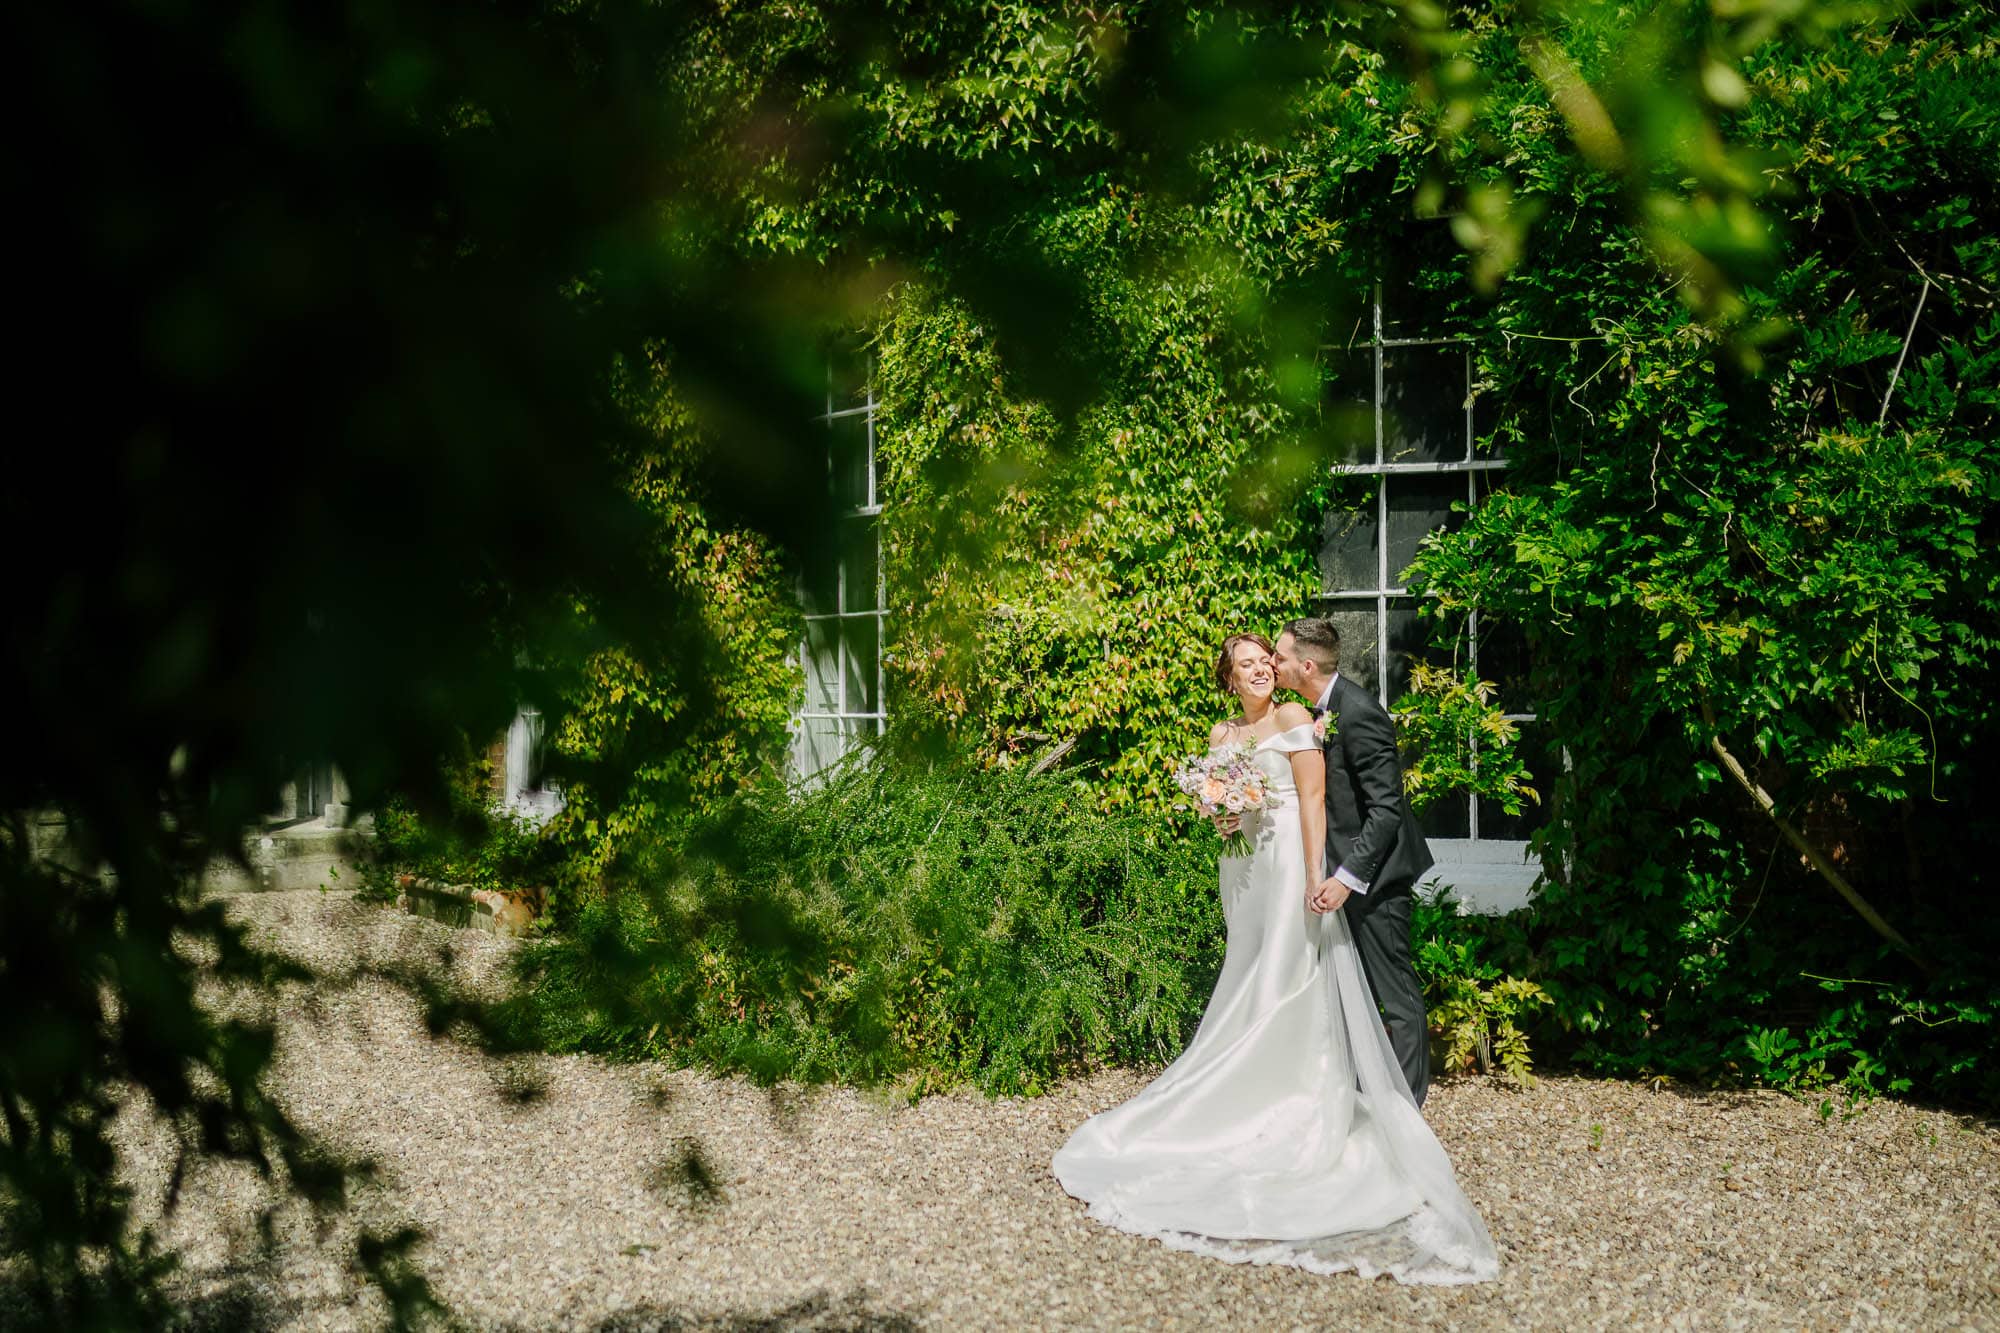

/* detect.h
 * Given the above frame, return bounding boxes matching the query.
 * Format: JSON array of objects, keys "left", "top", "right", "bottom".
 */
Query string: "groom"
[{"left": 1272, "top": 618, "right": 1437, "bottom": 1106}]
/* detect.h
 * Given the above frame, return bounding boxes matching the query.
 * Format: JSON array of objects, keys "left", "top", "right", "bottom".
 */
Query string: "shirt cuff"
[{"left": 1333, "top": 864, "right": 1369, "bottom": 895}]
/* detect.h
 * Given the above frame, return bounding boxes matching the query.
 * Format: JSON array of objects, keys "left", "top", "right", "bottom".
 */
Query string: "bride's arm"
[
  {"left": 1294, "top": 751, "right": 1327, "bottom": 885},
  {"left": 1278, "top": 704, "right": 1327, "bottom": 885},
  {"left": 1209, "top": 718, "right": 1238, "bottom": 832}
]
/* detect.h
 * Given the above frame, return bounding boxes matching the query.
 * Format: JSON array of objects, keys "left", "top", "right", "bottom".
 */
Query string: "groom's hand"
[{"left": 1311, "top": 877, "right": 1352, "bottom": 914}]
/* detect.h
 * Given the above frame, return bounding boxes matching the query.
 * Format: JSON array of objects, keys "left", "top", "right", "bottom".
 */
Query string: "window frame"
[
  {"left": 792, "top": 368, "right": 887, "bottom": 779},
  {"left": 1323, "top": 287, "right": 1538, "bottom": 850}
]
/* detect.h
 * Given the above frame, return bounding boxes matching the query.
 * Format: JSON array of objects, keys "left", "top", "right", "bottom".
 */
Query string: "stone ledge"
[
  {"left": 1419, "top": 838, "right": 1543, "bottom": 916},
  {"left": 393, "top": 877, "right": 538, "bottom": 938}
]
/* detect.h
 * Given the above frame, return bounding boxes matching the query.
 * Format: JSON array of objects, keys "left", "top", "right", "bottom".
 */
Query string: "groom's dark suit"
[{"left": 1319, "top": 675, "right": 1435, "bottom": 1105}]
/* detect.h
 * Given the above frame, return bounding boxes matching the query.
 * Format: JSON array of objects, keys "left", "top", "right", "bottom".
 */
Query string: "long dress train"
[{"left": 1051, "top": 722, "right": 1499, "bottom": 1285}]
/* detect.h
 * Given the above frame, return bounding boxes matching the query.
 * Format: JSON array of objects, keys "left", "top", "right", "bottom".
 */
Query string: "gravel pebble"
[{"left": 84, "top": 891, "right": 2000, "bottom": 1329}]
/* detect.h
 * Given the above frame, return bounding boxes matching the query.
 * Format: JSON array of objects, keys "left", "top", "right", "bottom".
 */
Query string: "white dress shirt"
[{"left": 1314, "top": 673, "right": 1370, "bottom": 896}]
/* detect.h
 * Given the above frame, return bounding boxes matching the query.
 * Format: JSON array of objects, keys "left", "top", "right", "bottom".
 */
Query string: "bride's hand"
[
  {"left": 1310, "top": 877, "right": 1352, "bottom": 914},
  {"left": 1211, "top": 811, "right": 1241, "bottom": 836}
]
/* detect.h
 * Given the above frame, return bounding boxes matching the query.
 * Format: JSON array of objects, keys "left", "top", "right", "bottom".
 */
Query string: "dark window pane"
[
  {"left": 1471, "top": 371, "right": 1504, "bottom": 461},
  {"left": 1315, "top": 601, "right": 1379, "bottom": 698},
  {"left": 1318, "top": 493, "right": 1380, "bottom": 593},
  {"left": 1378, "top": 224, "right": 1465, "bottom": 338},
  {"left": 839, "top": 518, "right": 878, "bottom": 614},
  {"left": 1382, "top": 344, "right": 1469, "bottom": 464},
  {"left": 804, "top": 619, "right": 840, "bottom": 712},
  {"left": 1320, "top": 349, "right": 1376, "bottom": 467},
  {"left": 1418, "top": 792, "right": 1472, "bottom": 840},
  {"left": 1386, "top": 473, "right": 1469, "bottom": 587},
  {"left": 828, "top": 339, "right": 871, "bottom": 411},
  {"left": 1478, "top": 722, "right": 1552, "bottom": 841},
  {"left": 830, "top": 413, "right": 869, "bottom": 511},
  {"left": 803, "top": 545, "right": 837, "bottom": 613},
  {"left": 844, "top": 614, "right": 880, "bottom": 714},
  {"left": 1384, "top": 596, "right": 1448, "bottom": 704},
  {"left": 1473, "top": 469, "right": 1509, "bottom": 504},
  {"left": 1474, "top": 615, "right": 1533, "bottom": 714}
]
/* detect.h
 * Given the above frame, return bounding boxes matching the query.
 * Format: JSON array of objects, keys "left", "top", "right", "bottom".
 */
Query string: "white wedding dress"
[{"left": 1052, "top": 722, "right": 1499, "bottom": 1285}]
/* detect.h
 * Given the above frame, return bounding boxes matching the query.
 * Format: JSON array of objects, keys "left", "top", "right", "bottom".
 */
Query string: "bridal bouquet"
[{"left": 1172, "top": 744, "right": 1267, "bottom": 856}]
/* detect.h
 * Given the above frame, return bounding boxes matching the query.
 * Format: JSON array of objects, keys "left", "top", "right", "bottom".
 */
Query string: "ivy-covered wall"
[
  {"left": 873, "top": 199, "right": 1332, "bottom": 806},
  {"left": 540, "top": 354, "right": 805, "bottom": 889},
  {"left": 458, "top": 1, "right": 1998, "bottom": 1104},
  {"left": 842, "top": 6, "right": 2000, "bottom": 1102},
  {"left": 1399, "top": 9, "right": 2000, "bottom": 1102}
]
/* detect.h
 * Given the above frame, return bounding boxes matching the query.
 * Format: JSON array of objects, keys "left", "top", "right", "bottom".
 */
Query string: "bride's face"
[{"left": 1231, "top": 644, "right": 1275, "bottom": 704}]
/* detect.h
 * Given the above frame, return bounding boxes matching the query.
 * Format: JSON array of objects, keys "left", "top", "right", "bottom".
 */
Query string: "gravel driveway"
[{"left": 96, "top": 891, "right": 2000, "bottom": 1330}]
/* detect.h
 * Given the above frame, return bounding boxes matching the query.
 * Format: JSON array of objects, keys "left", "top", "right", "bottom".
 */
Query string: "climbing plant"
[{"left": 1399, "top": 7, "right": 2000, "bottom": 1104}]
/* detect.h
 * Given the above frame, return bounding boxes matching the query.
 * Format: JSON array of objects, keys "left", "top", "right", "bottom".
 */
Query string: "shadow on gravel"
[
  {"left": 646, "top": 1138, "right": 728, "bottom": 1214},
  {"left": 165, "top": 1268, "right": 307, "bottom": 1332},
  {"left": 573, "top": 1287, "right": 922, "bottom": 1332},
  {"left": 1646, "top": 1076, "right": 2000, "bottom": 1129},
  {"left": 0, "top": 1260, "right": 310, "bottom": 1333}
]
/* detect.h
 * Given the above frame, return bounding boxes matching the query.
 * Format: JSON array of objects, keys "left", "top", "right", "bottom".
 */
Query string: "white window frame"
[
  {"left": 791, "top": 367, "right": 887, "bottom": 779},
  {"left": 501, "top": 704, "right": 564, "bottom": 824},
  {"left": 1324, "top": 288, "right": 1540, "bottom": 907}
]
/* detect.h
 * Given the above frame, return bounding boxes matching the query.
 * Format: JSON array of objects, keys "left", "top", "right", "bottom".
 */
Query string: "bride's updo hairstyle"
[{"left": 1213, "top": 632, "right": 1275, "bottom": 694}]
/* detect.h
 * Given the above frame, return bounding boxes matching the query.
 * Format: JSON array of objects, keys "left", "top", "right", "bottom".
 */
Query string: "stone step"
[{"left": 202, "top": 819, "right": 375, "bottom": 894}]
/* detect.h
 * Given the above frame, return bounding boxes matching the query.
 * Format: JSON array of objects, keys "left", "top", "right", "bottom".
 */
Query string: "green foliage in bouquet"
[{"left": 496, "top": 752, "right": 1224, "bottom": 1096}]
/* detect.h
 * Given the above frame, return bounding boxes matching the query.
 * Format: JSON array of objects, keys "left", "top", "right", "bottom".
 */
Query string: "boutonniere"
[{"left": 1312, "top": 712, "right": 1331, "bottom": 743}]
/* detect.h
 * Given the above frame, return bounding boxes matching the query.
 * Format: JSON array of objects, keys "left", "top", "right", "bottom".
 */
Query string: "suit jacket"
[{"left": 1321, "top": 675, "right": 1434, "bottom": 895}]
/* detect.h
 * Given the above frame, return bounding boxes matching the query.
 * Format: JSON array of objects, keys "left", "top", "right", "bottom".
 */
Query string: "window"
[
  {"left": 792, "top": 358, "right": 886, "bottom": 779},
  {"left": 502, "top": 704, "right": 564, "bottom": 823},
  {"left": 275, "top": 762, "right": 338, "bottom": 825},
  {"left": 1319, "top": 288, "right": 1544, "bottom": 908}
]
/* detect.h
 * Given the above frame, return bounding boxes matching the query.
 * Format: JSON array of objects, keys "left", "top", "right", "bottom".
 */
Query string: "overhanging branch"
[{"left": 1700, "top": 705, "right": 1933, "bottom": 974}]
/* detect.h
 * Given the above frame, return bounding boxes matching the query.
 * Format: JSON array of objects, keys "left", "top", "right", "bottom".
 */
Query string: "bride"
[{"left": 1051, "top": 632, "right": 1499, "bottom": 1285}]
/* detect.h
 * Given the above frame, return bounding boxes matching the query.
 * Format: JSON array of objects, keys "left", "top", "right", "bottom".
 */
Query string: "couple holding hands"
[{"left": 1051, "top": 618, "right": 1497, "bottom": 1286}]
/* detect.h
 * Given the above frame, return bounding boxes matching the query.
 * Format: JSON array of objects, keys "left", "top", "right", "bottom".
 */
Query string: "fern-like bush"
[
  {"left": 1413, "top": 893, "right": 1549, "bottom": 1085},
  {"left": 496, "top": 752, "right": 1227, "bottom": 1096}
]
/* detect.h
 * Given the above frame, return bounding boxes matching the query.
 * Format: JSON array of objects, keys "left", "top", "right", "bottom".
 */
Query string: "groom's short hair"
[{"left": 1283, "top": 617, "right": 1340, "bottom": 674}]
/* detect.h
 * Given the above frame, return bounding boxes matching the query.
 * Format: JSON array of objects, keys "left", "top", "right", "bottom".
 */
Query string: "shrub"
[
  {"left": 496, "top": 748, "right": 1553, "bottom": 1097},
  {"left": 360, "top": 752, "right": 566, "bottom": 909},
  {"left": 1411, "top": 894, "right": 1548, "bottom": 1085},
  {"left": 497, "top": 752, "right": 1226, "bottom": 1096}
]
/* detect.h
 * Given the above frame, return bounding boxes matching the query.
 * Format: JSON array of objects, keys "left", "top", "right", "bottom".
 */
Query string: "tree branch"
[
  {"left": 1878, "top": 276, "right": 1932, "bottom": 427},
  {"left": 1028, "top": 737, "right": 1077, "bottom": 776},
  {"left": 1701, "top": 710, "right": 1933, "bottom": 974}
]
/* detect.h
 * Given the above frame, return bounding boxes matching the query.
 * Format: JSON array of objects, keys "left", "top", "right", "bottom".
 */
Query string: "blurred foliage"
[{"left": 5, "top": 0, "right": 1961, "bottom": 1318}]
